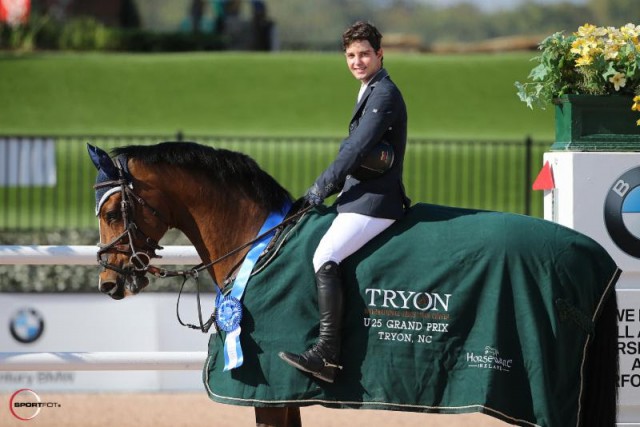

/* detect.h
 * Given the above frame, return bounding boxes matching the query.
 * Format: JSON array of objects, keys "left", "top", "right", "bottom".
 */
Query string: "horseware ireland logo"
[
  {"left": 465, "top": 346, "right": 513, "bottom": 372},
  {"left": 604, "top": 166, "right": 640, "bottom": 258},
  {"left": 9, "top": 308, "right": 45, "bottom": 344}
]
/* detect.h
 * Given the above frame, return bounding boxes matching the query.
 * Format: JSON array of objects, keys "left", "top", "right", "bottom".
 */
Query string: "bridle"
[
  {"left": 93, "top": 156, "right": 171, "bottom": 290},
  {"left": 94, "top": 154, "right": 312, "bottom": 332}
]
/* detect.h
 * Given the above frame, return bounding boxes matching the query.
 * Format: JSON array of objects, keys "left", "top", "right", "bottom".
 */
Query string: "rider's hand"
[{"left": 304, "top": 185, "right": 325, "bottom": 207}]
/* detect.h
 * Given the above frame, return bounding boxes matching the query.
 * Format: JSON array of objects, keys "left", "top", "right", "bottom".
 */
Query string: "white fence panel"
[
  {"left": 0, "top": 351, "right": 207, "bottom": 371},
  {"left": 0, "top": 245, "right": 200, "bottom": 265}
]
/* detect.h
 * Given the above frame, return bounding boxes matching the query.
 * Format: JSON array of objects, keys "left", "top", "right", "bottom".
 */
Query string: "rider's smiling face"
[{"left": 345, "top": 40, "right": 383, "bottom": 84}]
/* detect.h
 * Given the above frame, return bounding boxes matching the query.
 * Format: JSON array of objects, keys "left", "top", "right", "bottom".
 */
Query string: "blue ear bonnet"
[{"left": 87, "top": 144, "right": 131, "bottom": 215}]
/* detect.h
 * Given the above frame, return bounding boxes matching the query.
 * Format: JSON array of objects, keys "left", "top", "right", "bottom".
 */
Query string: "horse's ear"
[{"left": 87, "top": 143, "right": 118, "bottom": 178}]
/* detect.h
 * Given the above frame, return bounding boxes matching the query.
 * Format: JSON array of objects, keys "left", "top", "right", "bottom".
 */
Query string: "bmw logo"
[
  {"left": 604, "top": 166, "right": 640, "bottom": 258},
  {"left": 9, "top": 308, "right": 45, "bottom": 344}
]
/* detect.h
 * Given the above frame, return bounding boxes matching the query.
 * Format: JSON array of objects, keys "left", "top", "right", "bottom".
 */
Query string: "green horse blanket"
[{"left": 203, "top": 203, "right": 620, "bottom": 427}]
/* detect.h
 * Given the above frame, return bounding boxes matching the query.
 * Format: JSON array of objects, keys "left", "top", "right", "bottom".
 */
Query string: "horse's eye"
[{"left": 105, "top": 210, "right": 120, "bottom": 223}]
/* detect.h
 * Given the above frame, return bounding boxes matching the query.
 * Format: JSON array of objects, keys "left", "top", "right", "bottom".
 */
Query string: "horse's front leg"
[{"left": 255, "top": 407, "right": 301, "bottom": 427}]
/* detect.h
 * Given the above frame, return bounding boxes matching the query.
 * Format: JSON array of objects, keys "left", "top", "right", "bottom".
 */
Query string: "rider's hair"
[
  {"left": 342, "top": 21, "right": 382, "bottom": 52},
  {"left": 341, "top": 21, "right": 383, "bottom": 65}
]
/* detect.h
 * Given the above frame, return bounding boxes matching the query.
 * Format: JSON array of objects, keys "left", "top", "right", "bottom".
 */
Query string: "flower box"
[
  {"left": 516, "top": 23, "right": 640, "bottom": 151},
  {"left": 552, "top": 94, "right": 640, "bottom": 151}
]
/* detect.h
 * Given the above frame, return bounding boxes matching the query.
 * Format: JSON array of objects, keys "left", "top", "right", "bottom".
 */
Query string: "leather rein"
[{"left": 94, "top": 158, "right": 310, "bottom": 332}]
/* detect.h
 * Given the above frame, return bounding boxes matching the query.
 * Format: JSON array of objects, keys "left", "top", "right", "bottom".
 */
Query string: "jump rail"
[
  {"left": 0, "top": 245, "right": 206, "bottom": 372},
  {"left": 0, "top": 352, "right": 208, "bottom": 371},
  {"left": 0, "top": 245, "right": 200, "bottom": 265}
]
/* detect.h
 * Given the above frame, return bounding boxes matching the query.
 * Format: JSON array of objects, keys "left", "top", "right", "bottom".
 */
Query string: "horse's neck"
[
  {"left": 178, "top": 195, "right": 267, "bottom": 285},
  {"left": 133, "top": 161, "right": 268, "bottom": 287}
]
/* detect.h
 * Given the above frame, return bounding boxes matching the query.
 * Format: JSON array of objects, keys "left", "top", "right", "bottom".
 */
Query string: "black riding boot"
[{"left": 279, "top": 261, "right": 344, "bottom": 383}]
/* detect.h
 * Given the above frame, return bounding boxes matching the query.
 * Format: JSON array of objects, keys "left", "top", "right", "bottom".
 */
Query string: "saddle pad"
[{"left": 204, "top": 203, "right": 620, "bottom": 427}]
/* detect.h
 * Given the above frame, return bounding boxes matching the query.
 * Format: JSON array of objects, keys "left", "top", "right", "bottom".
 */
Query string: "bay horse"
[{"left": 87, "top": 141, "right": 619, "bottom": 427}]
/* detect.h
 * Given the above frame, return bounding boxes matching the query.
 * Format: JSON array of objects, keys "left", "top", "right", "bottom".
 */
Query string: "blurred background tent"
[{"left": 2, "top": 0, "right": 640, "bottom": 52}]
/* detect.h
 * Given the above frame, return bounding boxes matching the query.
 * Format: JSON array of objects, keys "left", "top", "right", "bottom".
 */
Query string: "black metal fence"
[{"left": 0, "top": 133, "right": 551, "bottom": 232}]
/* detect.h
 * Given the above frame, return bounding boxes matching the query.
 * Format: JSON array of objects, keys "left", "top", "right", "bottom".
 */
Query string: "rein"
[
  {"left": 94, "top": 156, "right": 312, "bottom": 333},
  {"left": 172, "top": 203, "right": 311, "bottom": 333}
]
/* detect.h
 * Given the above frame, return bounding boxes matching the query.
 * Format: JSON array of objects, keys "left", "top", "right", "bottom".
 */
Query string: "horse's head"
[
  {"left": 87, "top": 144, "right": 170, "bottom": 300},
  {"left": 87, "top": 141, "right": 294, "bottom": 302}
]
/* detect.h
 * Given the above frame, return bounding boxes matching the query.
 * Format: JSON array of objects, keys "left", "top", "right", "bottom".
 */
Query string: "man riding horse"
[{"left": 278, "top": 21, "right": 411, "bottom": 383}]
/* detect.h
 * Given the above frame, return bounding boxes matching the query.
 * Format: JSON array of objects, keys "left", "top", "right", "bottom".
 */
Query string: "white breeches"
[{"left": 312, "top": 212, "right": 395, "bottom": 272}]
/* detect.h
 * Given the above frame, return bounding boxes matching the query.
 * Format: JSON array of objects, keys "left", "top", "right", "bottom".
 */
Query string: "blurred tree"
[
  {"left": 28, "top": 0, "right": 631, "bottom": 51},
  {"left": 606, "top": 0, "right": 640, "bottom": 25},
  {"left": 588, "top": 0, "right": 640, "bottom": 24},
  {"left": 119, "top": 0, "right": 141, "bottom": 28},
  {"left": 589, "top": 0, "right": 608, "bottom": 21},
  {"left": 266, "top": 0, "right": 599, "bottom": 50}
]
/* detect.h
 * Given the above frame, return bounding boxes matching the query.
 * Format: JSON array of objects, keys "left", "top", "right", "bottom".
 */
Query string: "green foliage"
[
  {"left": 0, "top": 15, "right": 226, "bottom": 52},
  {"left": 58, "top": 17, "right": 116, "bottom": 50},
  {"left": 515, "top": 32, "right": 577, "bottom": 109},
  {"left": 0, "top": 230, "right": 101, "bottom": 292},
  {"left": 0, "top": 13, "right": 52, "bottom": 51}
]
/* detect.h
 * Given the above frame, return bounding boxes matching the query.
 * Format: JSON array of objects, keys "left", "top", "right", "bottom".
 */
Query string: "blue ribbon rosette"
[{"left": 214, "top": 201, "right": 291, "bottom": 371}]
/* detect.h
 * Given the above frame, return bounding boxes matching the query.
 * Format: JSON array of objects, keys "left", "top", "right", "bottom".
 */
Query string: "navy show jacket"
[{"left": 313, "top": 68, "right": 410, "bottom": 219}]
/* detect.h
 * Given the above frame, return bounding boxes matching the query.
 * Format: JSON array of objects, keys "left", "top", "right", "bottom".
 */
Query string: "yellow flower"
[
  {"left": 632, "top": 96, "right": 640, "bottom": 111},
  {"left": 571, "top": 33, "right": 604, "bottom": 58},
  {"left": 576, "top": 23, "right": 597, "bottom": 37},
  {"left": 621, "top": 23, "right": 640, "bottom": 39},
  {"left": 607, "top": 27, "right": 622, "bottom": 42},
  {"left": 637, "top": 118, "right": 640, "bottom": 126},
  {"left": 570, "top": 38, "right": 586, "bottom": 55},
  {"left": 609, "top": 72, "right": 627, "bottom": 91},
  {"left": 604, "top": 45, "right": 619, "bottom": 60},
  {"left": 575, "top": 55, "right": 593, "bottom": 67}
]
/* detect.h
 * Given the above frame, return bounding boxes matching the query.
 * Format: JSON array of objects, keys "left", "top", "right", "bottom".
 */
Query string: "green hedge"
[
  {"left": 1, "top": 16, "right": 226, "bottom": 52},
  {"left": 0, "top": 229, "right": 193, "bottom": 292}
]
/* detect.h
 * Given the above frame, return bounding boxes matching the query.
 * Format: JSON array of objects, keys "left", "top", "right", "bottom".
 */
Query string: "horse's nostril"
[
  {"left": 100, "top": 281, "right": 117, "bottom": 295},
  {"left": 99, "top": 279, "right": 126, "bottom": 300}
]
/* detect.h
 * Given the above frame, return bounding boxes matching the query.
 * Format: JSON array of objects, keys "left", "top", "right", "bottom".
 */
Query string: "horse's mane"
[{"left": 112, "top": 141, "right": 292, "bottom": 212}]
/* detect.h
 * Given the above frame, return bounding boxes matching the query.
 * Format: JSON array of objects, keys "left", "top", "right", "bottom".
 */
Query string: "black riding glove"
[{"left": 304, "top": 184, "right": 325, "bottom": 207}]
